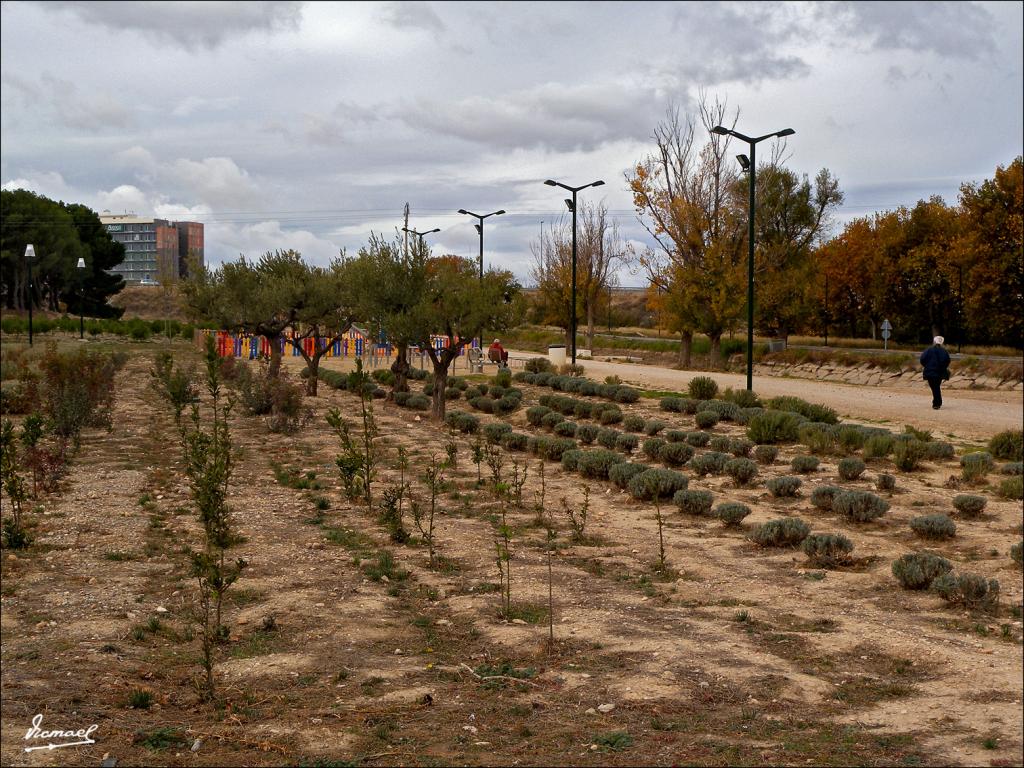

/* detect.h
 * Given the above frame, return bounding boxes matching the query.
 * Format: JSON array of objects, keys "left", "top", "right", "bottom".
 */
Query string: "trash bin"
[
  {"left": 548, "top": 344, "right": 566, "bottom": 368},
  {"left": 767, "top": 339, "right": 786, "bottom": 353}
]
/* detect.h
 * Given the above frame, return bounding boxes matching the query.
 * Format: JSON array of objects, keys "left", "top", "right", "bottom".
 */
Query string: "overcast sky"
[{"left": 2, "top": 1, "right": 1021, "bottom": 286}]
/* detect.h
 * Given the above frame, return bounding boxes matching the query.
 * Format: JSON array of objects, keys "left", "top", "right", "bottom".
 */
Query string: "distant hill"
[{"left": 109, "top": 285, "right": 189, "bottom": 321}]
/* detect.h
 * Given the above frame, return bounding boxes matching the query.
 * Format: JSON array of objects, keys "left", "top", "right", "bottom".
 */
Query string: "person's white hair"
[
  {"left": 934, "top": 336, "right": 944, "bottom": 345},
  {"left": 493, "top": 339, "right": 500, "bottom": 344}
]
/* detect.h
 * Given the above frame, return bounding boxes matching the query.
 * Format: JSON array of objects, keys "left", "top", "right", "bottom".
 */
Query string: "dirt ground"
[{"left": 1, "top": 342, "right": 1022, "bottom": 767}]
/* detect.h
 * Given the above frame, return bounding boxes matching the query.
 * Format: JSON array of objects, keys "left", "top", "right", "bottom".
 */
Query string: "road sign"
[{"left": 881, "top": 319, "right": 892, "bottom": 349}]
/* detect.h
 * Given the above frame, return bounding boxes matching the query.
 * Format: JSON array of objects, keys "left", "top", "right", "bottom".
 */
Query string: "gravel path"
[{"left": 510, "top": 351, "right": 1023, "bottom": 442}]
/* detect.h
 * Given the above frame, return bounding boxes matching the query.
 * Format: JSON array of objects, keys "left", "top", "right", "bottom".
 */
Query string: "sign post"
[{"left": 880, "top": 319, "right": 892, "bottom": 350}]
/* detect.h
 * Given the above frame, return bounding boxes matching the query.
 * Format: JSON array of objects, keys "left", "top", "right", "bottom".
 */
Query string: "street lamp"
[
  {"left": 542, "top": 178, "right": 604, "bottom": 365},
  {"left": 456, "top": 209, "right": 504, "bottom": 280},
  {"left": 401, "top": 226, "right": 440, "bottom": 254},
  {"left": 77, "top": 257, "right": 87, "bottom": 339},
  {"left": 25, "top": 244, "right": 35, "bottom": 347},
  {"left": 709, "top": 124, "right": 795, "bottom": 391}
]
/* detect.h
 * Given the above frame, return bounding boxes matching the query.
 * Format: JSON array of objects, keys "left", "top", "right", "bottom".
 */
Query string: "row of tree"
[
  {"left": 623, "top": 96, "right": 1022, "bottom": 359},
  {"left": 1, "top": 189, "right": 126, "bottom": 317},
  {"left": 182, "top": 238, "right": 521, "bottom": 418},
  {"left": 815, "top": 158, "right": 1022, "bottom": 347}
]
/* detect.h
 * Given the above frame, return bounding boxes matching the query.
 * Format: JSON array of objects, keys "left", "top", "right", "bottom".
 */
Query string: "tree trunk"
[
  {"left": 390, "top": 342, "right": 410, "bottom": 396},
  {"left": 305, "top": 356, "right": 319, "bottom": 396},
  {"left": 869, "top": 319, "right": 877, "bottom": 340},
  {"left": 709, "top": 333, "right": 722, "bottom": 367},
  {"left": 267, "top": 334, "right": 282, "bottom": 379},
  {"left": 586, "top": 302, "right": 595, "bottom": 351},
  {"left": 678, "top": 330, "right": 693, "bottom": 368},
  {"left": 430, "top": 357, "right": 451, "bottom": 421}
]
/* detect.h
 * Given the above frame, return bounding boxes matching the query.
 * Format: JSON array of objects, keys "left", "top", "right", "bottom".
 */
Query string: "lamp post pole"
[
  {"left": 710, "top": 125, "right": 795, "bottom": 391},
  {"left": 25, "top": 244, "right": 35, "bottom": 347},
  {"left": 457, "top": 209, "right": 505, "bottom": 352},
  {"left": 77, "top": 257, "right": 87, "bottom": 339},
  {"left": 543, "top": 178, "right": 604, "bottom": 366}
]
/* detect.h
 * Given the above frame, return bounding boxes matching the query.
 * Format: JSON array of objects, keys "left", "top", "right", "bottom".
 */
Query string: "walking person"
[{"left": 920, "top": 336, "right": 951, "bottom": 410}]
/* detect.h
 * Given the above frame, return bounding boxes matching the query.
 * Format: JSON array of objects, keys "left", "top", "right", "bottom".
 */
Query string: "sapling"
[
  {"left": 562, "top": 484, "right": 591, "bottom": 542},
  {"left": 0, "top": 420, "right": 30, "bottom": 549},
  {"left": 180, "top": 336, "right": 247, "bottom": 700},
  {"left": 444, "top": 429, "right": 458, "bottom": 468},
  {"left": 533, "top": 459, "right": 547, "bottom": 527},
  {"left": 485, "top": 444, "right": 505, "bottom": 497},
  {"left": 545, "top": 509, "right": 556, "bottom": 644},
  {"left": 415, "top": 454, "right": 444, "bottom": 568},
  {"left": 471, "top": 432, "right": 486, "bottom": 487},
  {"left": 654, "top": 497, "right": 667, "bottom": 572},
  {"left": 494, "top": 503, "right": 514, "bottom": 617},
  {"left": 509, "top": 458, "right": 528, "bottom": 508}
]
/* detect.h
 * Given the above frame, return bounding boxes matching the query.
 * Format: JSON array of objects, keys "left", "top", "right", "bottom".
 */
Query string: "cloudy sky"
[{"left": 2, "top": 1, "right": 1021, "bottom": 285}]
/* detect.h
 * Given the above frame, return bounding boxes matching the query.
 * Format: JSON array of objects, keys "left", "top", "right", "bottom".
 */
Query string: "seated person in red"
[{"left": 488, "top": 339, "right": 509, "bottom": 365}]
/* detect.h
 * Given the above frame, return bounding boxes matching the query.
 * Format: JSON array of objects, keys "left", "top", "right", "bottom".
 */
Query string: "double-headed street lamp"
[
  {"left": 402, "top": 226, "right": 440, "bottom": 254},
  {"left": 709, "top": 124, "right": 795, "bottom": 391},
  {"left": 456, "top": 209, "right": 504, "bottom": 280},
  {"left": 543, "top": 178, "right": 604, "bottom": 366}
]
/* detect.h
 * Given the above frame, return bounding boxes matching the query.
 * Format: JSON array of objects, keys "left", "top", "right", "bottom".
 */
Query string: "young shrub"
[
  {"left": 931, "top": 572, "right": 1000, "bottom": 612},
  {"left": 574, "top": 400, "right": 594, "bottom": 419},
  {"left": 766, "top": 476, "right": 802, "bottom": 498},
  {"left": 922, "top": 441, "right": 955, "bottom": 461},
  {"left": 659, "top": 442, "right": 694, "bottom": 467},
  {"left": 576, "top": 424, "right": 599, "bottom": 445},
  {"left": 664, "top": 429, "right": 688, "bottom": 443},
  {"left": 988, "top": 429, "right": 1023, "bottom": 462},
  {"left": 876, "top": 473, "right": 896, "bottom": 493},
  {"left": 484, "top": 422, "right": 514, "bottom": 444},
  {"left": 960, "top": 452, "right": 994, "bottom": 482},
  {"left": 746, "top": 411, "right": 802, "bottom": 444},
  {"left": 615, "top": 433, "right": 639, "bottom": 454},
  {"left": 837, "top": 457, "right": 866, "bottom": 481},
  {"left": 554, "top": 421, "right": 578, "bottom": 438},
  {"left": 810, "top": 485, "right": 841, "bottom": 510},
  {"left": 836, "top": 425, "right": 869, "bottom": 453},
  {"left": 598, "top": 406, "right": 623, "bottom": 425},
  {"left": 643, "top": 438, "right": 667, "bottom": 461},
  {"left": 673, "top": 489, "right": 713, "bottom": 516},
  {"left": 500, "top": 432, "right": 529, "bottom": 451},
  {"left": 627, "top": 468, "right": 689, "bottom": 501},
  {"left": 643, "top": 419, "right": 668, "bottom": 436},
  {"left": 444, "top": 411, "right": 480, "bottom": 434},
  {"left": 540, "top": 438, "right": 577, "bottom": 462},
  {"left": 750, "top": 517, "right": 811, "bottom": 547},
  {"left": 405, "top": 394, "right": 431, "bottom": 411},
  {"left": 1001, "top": 461, "right": 1023, "bottom": 475},
  {"left": 470, "top": 396, "right": 495, "bottom": 414},
  {"left": 526, "top": 405, "right": 552, "bottom": 426},
  {"left": 541, "top": 411, "right": 566, "bottom": 429},
  {"left": 910, "top": 514, "right": 957, "bottom": 540},
  {"left": 685, "top": 431, "right": 711, "bottom": 448},
  {"left": 614, "top": 387, "right": 640, "bottom": 404},
  {"left": 688, "top": 376, "right": 718, "bottom": 400},
  {"left": 893, "top": 439, "right": 926, "bottom": 472},
  {"left": 525, "top": 356, "right": 554, "bottom": 374},
  {"left": 753, "top": 444, "right": 779, "bottom": 465},
  {"left": 596, "top": 428, "right": 619, "bottom": 450},
  {"left": 715, "top": 502, "right": 751, "bottom": 527},
  {"left": 736, "top": 407, "right": 765, "bottom": 425},
  {"left": 766, "top": 396, "right": 838, "bottom": 425},
  {"left": 1011, "top": 541, "right": 1023, "bottom": 567},
  {"left": 709, "top": 435, "right": 732, "bottom": 453},
  {"left": 577, "top": 449, "right": 625, "bottom": 480},
  {"left": 790, "top": 455, "right": 820, "bottom": 474},
  {"left": 690, "top": 451, "right": 729, "bottom": 477},
  {"left": 703, "top": 400, "right": 740, "bottom": 422},
  {"left": 464, "top": 385, "right": 483, "bottom": 401},
  {"left": 609, "top": 462, "right": 650, "bottom": 490},
  {"left": 561, "top": 449, "right": 585, "bottom": 473},
  {"left": 863, "top": 434, "right": 894, "bottom": 460},
  {"left": 999, "top": 475, "right": 1023, "bottom": 500},
  {"left": 445, "top": 387, "right": 462, "bottom": 400},
  {"left": 802, "top": 533, "right": 854, "bottom": 567},
  {"left": 723, "top": 387, "right": 761, "bottom": 408},
  {"left": 833, "top": 489, "right": 889, "bottom": 522},
  {"left": 799, "top": 423, "right": 837, "bottom": 455},
  {"left": 579, "top": 380, "right": 601, "bottom": 397},
  {"left": 952, "top": 494, "right": 987, "bottom": 518},
  {"left": 694, "top": 411, "right": 719, "bottom": 430},
  {"left": 729, "top": 438, "right": 754, "bottom": 458},
  {"left": 659, "top": 397, "right": 688, "bottom": 413},
  {"left": 725, "top": 457, "right": 758, "bottom": 486},
  {"left": 623, "top": 415, "right": 645, "bottom": 433}
]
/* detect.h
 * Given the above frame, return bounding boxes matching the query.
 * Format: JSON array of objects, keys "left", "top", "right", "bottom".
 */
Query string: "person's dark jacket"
[{"left": 920, "top": 344, "right": 951, "bottom": 379}]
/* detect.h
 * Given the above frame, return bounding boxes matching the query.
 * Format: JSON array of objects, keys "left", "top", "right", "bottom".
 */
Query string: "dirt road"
[{"left": 512, "top": 352, "right": 1022, "bottom": 443}]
